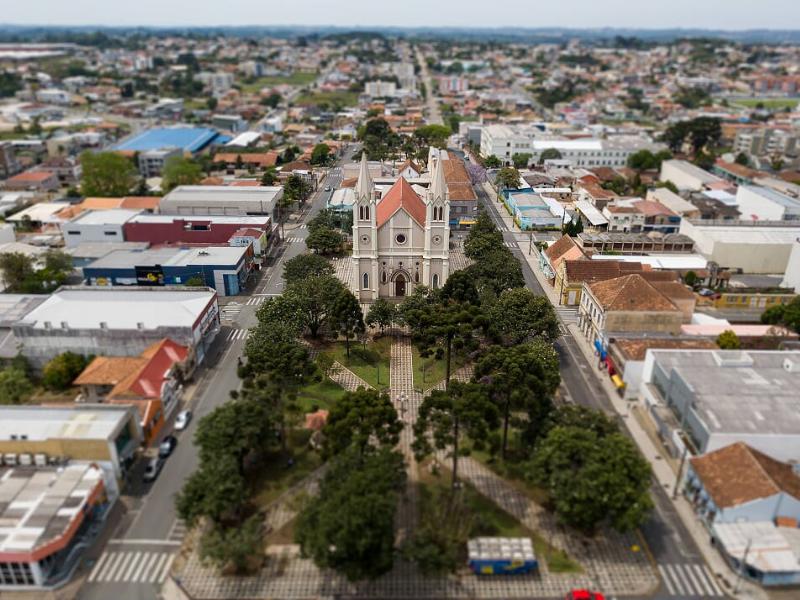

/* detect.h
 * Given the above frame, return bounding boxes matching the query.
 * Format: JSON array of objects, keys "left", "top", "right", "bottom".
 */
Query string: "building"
[
  {"left": 735, "top": 128, "right": 800, "bottom": 160},
  {"left": 577, "top": 231, "right": 695, "bottom": 254},
  {"left": 539, "top": 235, "right": 586, "bottom": 281},
  {"left": 578, "top": 274, "right": 683, "bottom": 346},
  {"left": 3, "top": 171, "right": 60, "bottom": 192},
  {"left": 660, "top": 160, "right": 725, "bottom": 192},
  {"left": 632, "top": 200, "right": 682, "bottom": 234},
  {"left": 0, "top": 141, "right": 21, "bottom": 178},
  {"left": 137, "top": 147, "right": 183, "bottom": 178},
  {"left": 554, "top": 259, "right": 657, "bottom": 306},
  {"left": 159, "top": 185, "right": 283, "bottom": 220},
  {"left": 0, "top": 463, "right": 113, "bottom": 589},
  {"left": 679, "top": 219, "right": 800, "bottom": 274},
  {"left": 122, "top": 214, "right": 272, "bottom": 254},
  {"left": 479, "top": 125, "right": 534, "bottom": 164},
  {"left": 74, "top": 338, "right": 190, "bottom": 445},
  {"left": 640, "top": 349, "right": 800, "bottom": 462},
  {"left": 61, "top": 209, "right": 140, "bottom": 248},
  {"left": 83, "top": 245, "right": 252, "bottom": 296},
  {"left": 506, "top": 192, "right": 563, "bottom": 230},
  {"left": 364, "top": 81, "right": 398, "bottom": 98},
  {"left": 112, "top": 127, "right": 221, "bottom": 172},
  {"left": 603, "top": 204, "right": 645, "bottom": 233},
  {"left": 646, "top": 188, "right": 702, "bottom": 219},
  {"left": 735, "top": 185, "right": 800, "bottom": 222},
  {"left": 433, "top": 150, "right": 478, "bottom": 228},
  {"left": 0, "top": 404, "right": 142, "bottom": 481},
  {"left": 211, "top": 114, "right": 247, "bottom": 133},
  {"left": 352, "top": 153, "right": 449, "bottom": 301},
  {"left": 783, "top": 239, "right": 800, "bottom": 291},
  {"left": 12, "top": 287, "right": 219, "bottom": 367}
]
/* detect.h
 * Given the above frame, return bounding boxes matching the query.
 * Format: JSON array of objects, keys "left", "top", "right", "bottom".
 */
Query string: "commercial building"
[
  {"left": 61, "top": 209, "right": 140, "bottom": 248},
  {"left": 0, "top": 463, "right": 113, "bottom": 589},
  {"left": 83, "top": 245, "right": 252, "bottom": 296},
  {"left": 0, "top": 404, "right": 142, "bottom": 481},
  {"left": 122, "top": 213, "right": 272, "bottom": 254},
  {"left": 735, "top": 185, "right": 800, "bottom": 222},
  {"left": 11, "top": 287, "right": 219, "bottom": 367},
  {"left": 137, "top": 147, "right": 183, "bottom": 178},
  {"left": 640, "top": 349, "right": 800, "bottom": 463},
  {"left": 112, "top": 127, "right": 221, "bottom": 155},
  {"left": 3, "top": 171, "right": 60, "bottom": 192},
  {"left": 646, "top": 188, "right": 702, "bottom": 219},
  {"left": 679, "top": 219, "right": 800, "bottom": 274},
  {"left": 660, "top": 160, "right": 725, "bottom": 192},
  {"left": 159, "top": 185, "right": 283, "bottom": 220},
  {"left": 577, "top": 231, "right": 695, "bottom": 254}
]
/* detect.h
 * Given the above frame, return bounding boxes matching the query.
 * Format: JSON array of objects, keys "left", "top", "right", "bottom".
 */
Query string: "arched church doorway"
[{"left": 395, "top": 274, "right": 407, "bottom": 297}]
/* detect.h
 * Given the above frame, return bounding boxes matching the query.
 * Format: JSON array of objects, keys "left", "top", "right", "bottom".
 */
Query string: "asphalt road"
[{"left": 475, "top": 168, "right": 726, "bottom": 600}]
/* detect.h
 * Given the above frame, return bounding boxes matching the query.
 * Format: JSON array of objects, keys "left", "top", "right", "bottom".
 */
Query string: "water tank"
[
  {"left": 18, "top": 453, "right": 32, "bottom": 466},
  {"left": 3, "top": 453, "right": 18, "bottom": 466},
  {"left": 34, "top": 453, "right": 48, "bottom": 467}
]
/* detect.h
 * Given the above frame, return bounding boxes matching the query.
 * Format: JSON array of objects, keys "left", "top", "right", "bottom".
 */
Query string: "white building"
[
  {"left": 61, "top": 209, "right": 140, "bottom": 248},
  {"left": 352, "top": 153, "right": 450, "bottom": 302},
  {"left": 735, "top": 185, "right": 800, "bottom": 222},
  {"left": 660, "top": 159, "right": 725, "bottom": 192},
  {"left": 159, "top": 185, "right": 283, "bottom": 219},
  {"left": 364, "top": 81, "right": 398, "bottom": 98},
  {"left": 479, "top": 125, "right": 535, "bottom": 164}
]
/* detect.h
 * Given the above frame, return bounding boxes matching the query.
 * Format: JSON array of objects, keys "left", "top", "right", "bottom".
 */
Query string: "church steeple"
[
  {"left": 355, "top": 152, "right": 374, "bottom": 201},
  {"left": 430, "top": 156, "right": 447, "bottom": 202}
]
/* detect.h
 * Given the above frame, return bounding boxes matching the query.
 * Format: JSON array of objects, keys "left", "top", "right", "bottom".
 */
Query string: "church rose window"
[{"left": 395, "top": 233, "right": 407, "bottom": 245}]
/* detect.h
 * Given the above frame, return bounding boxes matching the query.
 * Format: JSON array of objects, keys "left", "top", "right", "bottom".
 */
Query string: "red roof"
[
  {"left": 109, "top": 338, "right": 188, "bottom": 400},
  {"left": 376, "top": 177, "right": 427, "bottom": 228}
]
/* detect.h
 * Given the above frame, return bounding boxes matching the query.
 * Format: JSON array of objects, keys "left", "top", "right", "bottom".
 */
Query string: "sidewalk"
[{"left": 519, "top": 228, "right": 766, "bottom": 600}]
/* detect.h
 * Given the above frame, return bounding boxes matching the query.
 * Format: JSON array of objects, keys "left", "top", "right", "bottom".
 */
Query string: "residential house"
[{"left": 539, "top": 234, "right": 585, "bottom": 281}]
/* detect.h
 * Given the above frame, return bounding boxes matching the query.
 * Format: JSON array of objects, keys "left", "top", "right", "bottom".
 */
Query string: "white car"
[{"left": 174, "top": 410, "right": 192, "bottom": 431}]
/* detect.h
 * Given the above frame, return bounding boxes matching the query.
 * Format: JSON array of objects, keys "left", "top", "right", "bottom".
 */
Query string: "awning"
[{"left": 459, "top": 219, "right": 477, "bottom": 225}]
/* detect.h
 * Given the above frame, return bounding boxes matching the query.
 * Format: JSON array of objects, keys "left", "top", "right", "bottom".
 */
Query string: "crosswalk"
[
  {"left": 284, "top": 236, "right": 304, "bottom": 244},
  {"left": 87, "top": 550, "right": 175, "bottom": 584},
  {"left": 167, "top": 519, "right": 187, "bottom": 543},
  {"left": 658, "top": 563, "right": 724, "bottom": 597},
  {"left": 220, "top": 302, "right": 243, "bottom": 321},
  {"left": 555, "top": 306, "right": 579, "bottom": 324},
  {"left": 503, "top": 240, "right": 518, "bottom": 249},
  {"left": 226, "top": 328, "right": 250, "bottom": 342},
  {"left": 245, "top": 296, "right": 266, "bottom": 306}
]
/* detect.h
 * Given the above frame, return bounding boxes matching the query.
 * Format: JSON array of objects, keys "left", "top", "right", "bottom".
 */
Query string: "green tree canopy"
[
  {"left": 365, "top": 298, "right": 397, "bottom": 333},
  {"left": 161, "top": 155, "right": 203, "bottom": 193},
  {"left": 483, "top": 155, "right": 502, "bottom": 168},
  {"left": 283, "top": 174, "right": 312, "bottom": 204},
  {"left": 329, "top": 288, "right": 365, "bottom": 357},
  {"left": 495, "top": 166, "right": 522, "bottom": 190},
  {"left": 80, "top": 151, "right": 138, "bottom": 197},
  {"left": 283, "top": 274, "right": 347, "bottom": 337},
  {"left": 716, "top": 329, "right": 742, "bottom": 350},
  {"left": 175, "top": 454, "right": 249, "bottom": 526},
  {"left": 306, "top": 227, "right": 344, "bottom": 255},
  {"left": 200, "top": 514, "right": 263, "bottom": 574},
  {"left": 538, "top": 148, "right": 563, "bottom": 164},
  {"left": 488, "top": 288, "right": 560, "bottom": 345},
  {"left": 310, "top": 143, "right": 332, "bottom": 166},
  {"left": 512, "top": 152, "right": 532, "bottom": 168},
  {"left": 323, "top": 388, "right": 402, "bottom": 457},
  {"left": 42, "top": 352, "right": 90, "bottom": 391},
  {"left": 283, "top": 253, "right": 334, "bottom": 285},
  {"left": 761, "top": 297, "right": 800, "bottom": 333},
  {"left": 0, "top": 368, "right": 34, "bottom": 405}
]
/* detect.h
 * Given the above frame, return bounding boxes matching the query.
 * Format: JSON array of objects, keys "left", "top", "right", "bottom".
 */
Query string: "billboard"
[{"left": 135, "top": 265, "right": 165, "bottom": 286}]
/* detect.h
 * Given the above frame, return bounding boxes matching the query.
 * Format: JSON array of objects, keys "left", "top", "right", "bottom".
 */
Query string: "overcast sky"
[{"left": 3, "top": 0, "right": 799, "bottom": 30}]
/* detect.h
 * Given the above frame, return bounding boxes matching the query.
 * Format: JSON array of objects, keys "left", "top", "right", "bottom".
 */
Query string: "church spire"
[
  {"left": 355, "top": 152, "right": 373, "bottom": 201},
  {"left": 430, "top": 155, "right": 447, "bottom": 201}
]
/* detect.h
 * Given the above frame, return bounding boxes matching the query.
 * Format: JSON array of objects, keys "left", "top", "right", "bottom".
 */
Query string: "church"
[{"left": 351, "top": 151, "right": 450, "bottom": 302}]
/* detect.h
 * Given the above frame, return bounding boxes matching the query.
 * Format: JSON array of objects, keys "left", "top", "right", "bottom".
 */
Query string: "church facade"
[{"left": 351, "top": 153, "right": 450, "bottom": 302}]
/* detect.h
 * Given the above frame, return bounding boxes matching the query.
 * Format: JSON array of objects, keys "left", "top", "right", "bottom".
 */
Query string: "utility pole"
[
  {"left": 528, "top": 230, "right": 533, "bottom": 255},
  {"left": 733, "top": 537, "right": 752, "bottom": 594},
  {"left": 671, "top": 376, "right": 689, "bottom": 500}
]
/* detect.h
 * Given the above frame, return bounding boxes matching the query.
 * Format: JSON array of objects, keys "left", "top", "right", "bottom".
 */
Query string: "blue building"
[
  {"left": 83, "top": 246, "right": 252, "bottom": 296},
  {"left": 113, "top": 127, "right": 222, "bottom": 154}
]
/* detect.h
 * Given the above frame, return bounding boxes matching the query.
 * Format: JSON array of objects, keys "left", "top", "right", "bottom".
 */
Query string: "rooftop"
[
  {"left": 588, "top": 274, "right": 679, "bottom": 312},
  {"left": 648, "top": 350, "right": 800, "bottom": 437},
  {"left": 126, "top": 214, "right": 270, "bottom": 226},
  {"left": 113, "top": 127, "right": 220, "bottom": 153},
  {"left": 67, "top": 208, "right": 140, "bottom": 226},
  {"left": 0, "top": 404, "right": 135, "bottom": 442},
  {"left": 376, "top": 177, "right": 427, "bottom": 228}
]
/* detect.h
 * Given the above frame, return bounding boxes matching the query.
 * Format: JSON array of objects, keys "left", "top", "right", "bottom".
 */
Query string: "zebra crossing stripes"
[
  {"left": 245, "top": 296, "right": 265, "bottom": 306},
  {"left": 555, "top": 306, "right": 579, "bottom": 324},
  {"left": 503, "top": 240, "right": 518, "bottom": 249},
  {"left": 87, "top": 551, "right": 175, "bottom": 584},
  {"left": 167, "top": 518, "right": 187, "bottom": 543},
  {"left": 658, "top": 563, "right": 724, "bottom": 597},
  {"left": 284, "top": 236, "right": 304, "bottom": 244},
  {"left": 220, "top": 302, "right": 242, "bottom": 320},
  {"left": 226, "top": 328, "right": 249, "bottom": 342}
]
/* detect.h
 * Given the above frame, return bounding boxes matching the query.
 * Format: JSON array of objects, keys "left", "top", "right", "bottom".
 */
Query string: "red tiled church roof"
[{"left": 376, "top": 177, "right": 427, "bottom": 228}]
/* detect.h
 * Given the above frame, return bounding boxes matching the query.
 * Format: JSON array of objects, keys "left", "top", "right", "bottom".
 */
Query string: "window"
[
  {"left": 104, "top": 231, "right": 117, "bottom": 236},
  {"left": 432, "top": 274, "right": 440, "bottom": 289},
  {"left": 395, "top": 233, "right": 407, "bottom": 245},
  {"left": 363, "top": 272, "right": 369, "bottom": 289},
  {"left": 66, "top": 230, "right": 80, "bottom": 235}
]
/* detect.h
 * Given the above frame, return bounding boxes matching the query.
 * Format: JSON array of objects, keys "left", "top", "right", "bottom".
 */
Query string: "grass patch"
[
  {"left": 241, "top": 72, "right": 318, "bottom": 92},
  {"left": 469, "top": 448, "right": 551, "bottom": 506},
  {"left": 321, "top": 337, "right": 391, "bottom": 391},
  {"left": 729, "top": 97, "right": 799, "bottom": 110},
  {"left": 250, "top": 429, "right": 322, "bottom": 508},
  {"left": 417, "top": 465, "right": 581, "bottom": 573},
  {"left": 294, "top": 90, "right": 359, "bottom": 109},
  {"left": 410, "top": 345, "right": 465, "bottom": 391},
  {"left": 295, "top": 377, "right": 346, "bottom": 413}
]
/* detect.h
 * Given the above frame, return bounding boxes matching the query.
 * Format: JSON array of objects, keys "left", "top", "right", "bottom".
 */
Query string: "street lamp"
[{"left": 733, "top": 537, "right": 753, "bottom": 594}]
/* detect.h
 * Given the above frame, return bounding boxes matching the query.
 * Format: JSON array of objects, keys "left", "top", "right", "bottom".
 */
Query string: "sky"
[{"left": 3, "top": 0, "right": 799, "bottom": 30}]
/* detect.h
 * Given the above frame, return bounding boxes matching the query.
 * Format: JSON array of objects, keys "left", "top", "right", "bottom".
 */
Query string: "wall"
[
  {"left": 61, "top": 223, "right": 126, "bottom": 248},
  {"left": 735, "top": 187, "right": 786, "bottom": 221},
  {"left": 123, "top": 219, "right": 268, "bottom": 246},
  {"left": 606, "top": 311, "right": 683, "bottom": 335}
]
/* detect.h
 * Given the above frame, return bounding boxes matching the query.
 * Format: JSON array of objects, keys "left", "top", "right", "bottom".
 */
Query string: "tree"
[
  {"left": 734, "top": 152, "right": 750, "bottom": 167},
  {"left": 413, "top": 382, "right": 499, "bottom": 488},
  {"left": 323, "top": 388, "right": 402, "bottom": 457},
  {"left": 562, "top": 217, "right": 584, "bottom": 237},
  {"left": 284, "top": 274, "right": 346, "bottom": 338},
  {"left": 41, "top": 352, "right": 87, "bottom": 391},
  {"left": 161, "top": 155, "right": 203, "bottom": 193},
  {"left": 306, "top": 227, "right": 344, "bottom": 255},
  {"left": 662, "top": 117, "right": 722, "bottom": 154},
  {"left": 0, "top": 368, "right": 33, "bottom": 405},
  {"left": 261, "top": 92, "right": 282, "bottom": 108},
  {"left": 545, "top": 404, "right": 619, "bottom": 439},
  {"left": 538, "top": 148, "right": 562, "bottom": 165},
  {"left": 260, "top": 167, "right": 277, "bottom": 186},
  {"left": 206, "top": 97, "right": 218, "bottom": 111},
  {"left": 716, "top": 329, "right": 741, "bottom": 350},
  {"left": 440, "top": 268, "right": 480, "bottom": 306},
  {"left": 0, "top": 252, "right": 36, "bottom": 292},
  {"left": 283, "top": 174, "right": 311, "bottom": 206},
  {"left": 175, "top": 455, "right": 249, "bottom": 526},
  {"left": 295, "top": 448, "right": 406, "bottom": 581},
  {"left": 464, "top": 249, "right": 524, "bottom": 297},
  {"left": 310, "top": 143, "right": 332, "bottom": 166},
  {"left": 200, "top": 514, "right": 263, "bottom": 573},
  {"left": 488, "top": 287, "right": 560, "bottom": 345},
  {"left": 358, "top": 118, "right": 400, "bottom": 161},
  {"left": 80, "top": 151, "right": 137, "bottom": 197},
  {"left": 512, "top": 152, "right": 532, "bottom": 168},
  {"left": 495, "top": 166, "right": 521, "bottom": 190},
  {"left": 473, "top": 341, "right": 560, "bottom": 458},
  {"left": 483, "top": 155, "right": 502, "bottom": 168},
  {"left": 329, "top": 289, "right": 365, "bottom": 357},
  {"left": 683, "top": 270, "right": 698, "bottom": 288},
  {"left": 463, "top": 211, "right": 504, "bottom": 261},
  {"left": 531, "top": 425, "right": 653, "bottom": 533},
  {"left": 413, "top": 124, "right": 451, "bottom": 150},
  {"left": 283, "top": 253, "right": 334, "bottom": 285},
  {"left": 365, "top": 298, "right": 397, "bottom": 333}
]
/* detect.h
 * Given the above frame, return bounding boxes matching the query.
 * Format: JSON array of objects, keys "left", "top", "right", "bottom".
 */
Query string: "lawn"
[
  {"left": 294, "top": 90, "right": 360, "bottom": 109},
  {"left": 241, "top": 72, "right": 318, "bottom": 92},
  {"left": 321, "top": 336, "right": 392, "bottom": 390},
  {"left": 418, "top": 465, "right": 581, "bottom": 574},
  {"left": 411, "top": 345, "right": 465, "bottom": 391},
  {"left": 295, "top": 377, "right": 346, "bottom": 413},
  {"left": 250, "top": 428, "right": 322, "bottom": 509},
  {"left": 729, "top": 97, "right": 799, "bottom": 110}
]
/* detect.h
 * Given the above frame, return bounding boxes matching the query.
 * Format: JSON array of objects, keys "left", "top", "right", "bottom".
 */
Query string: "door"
[
  {"left": 567, "top": 290, "right": 577, "bottom": 305},
  {"left": 395, "top": 274, "right": 406, "bottom": 297}
]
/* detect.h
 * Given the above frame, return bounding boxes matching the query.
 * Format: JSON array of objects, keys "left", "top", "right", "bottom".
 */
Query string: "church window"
[
  {"left": 414, "top": 270, "right": 420, "bottom": 283},
  {"left": 432, "top": 274, "right": 440, "bottom": 289},
  {"left": 363, "top": 273, "right": 369, "bottom": 289},
  {"left": 381, "top": 270, "right": 387, "bottom": 284},
  {"left": 395, "top": 233, "right": 407, "bottom": 245},
  {"left": 365, "top": 205, "right": 370, "bottom": 220}
]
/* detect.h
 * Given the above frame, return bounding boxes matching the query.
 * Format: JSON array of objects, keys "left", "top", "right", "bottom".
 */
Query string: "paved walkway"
[
  {"left": 332, "top": 255, "right": 357, "bottom": 294},
  {"left": 328, "top": 361, "right": 373, "bottom": 391}
]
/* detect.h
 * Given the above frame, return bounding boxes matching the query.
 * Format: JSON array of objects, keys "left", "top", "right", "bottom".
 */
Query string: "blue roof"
[{"left": 113, "top": 127, "right": 220, "bottom": 153}]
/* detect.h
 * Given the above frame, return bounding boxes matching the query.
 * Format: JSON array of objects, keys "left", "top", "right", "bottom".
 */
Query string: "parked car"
[
  {"left": 324, "top": 185, "right": 332, "bottom": 192},
  {"left": 565, "top": 591, "right": 605, "bottom": 600},
  {"left": 143, "top": 457, "right": 164, "bottom": 482},
  {"left": 174, "top": 410, "right": 192, "bottom": 431},
  {"left": 158, "top": 435, "right": 178, "bottom": 458}
]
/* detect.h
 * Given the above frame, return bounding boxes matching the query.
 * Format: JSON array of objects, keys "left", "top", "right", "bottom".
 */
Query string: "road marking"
[
  {"left": 658, "top": 565, "right": 675, "bottom": 595},
  {"left": 698, "top": 564, "right": 724, "bottom": 595},
  {"left": 139, "top": 553, "right": 160, "bottom": 582},
  {"left": 87, "top": 552, "right": 110, "bottom": 582},
  {"left": 95, "top": 550, "right": 120, "bottom": 581},
  {"left": 132, "top": 551, "right": 151, "bottom": 582},
  {"left": 148, "top": 553, "right": 170, "bottom": 582},
  {"left": 106, "top": 551, "right": 130, "bottom": 581},
  {"left": 109, "top": 538, "right": 183, "bottom": 546},
  {"left": 121, "top": 551, "right": 142, "bottom": 582},
  {"left": 156, "top": 553, "right": 176, "bottom": 583}
]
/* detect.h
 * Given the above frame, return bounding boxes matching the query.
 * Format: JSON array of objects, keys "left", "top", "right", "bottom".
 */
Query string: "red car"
[{"left": 565, "top": 591, "right": 606, "bottom": 600}]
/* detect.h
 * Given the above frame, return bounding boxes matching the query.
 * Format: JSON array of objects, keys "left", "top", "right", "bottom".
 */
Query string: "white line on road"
[
  {"left": 148, "top": 553, "right": 170, "bottom": 582},
  {"left": 121, "top": 551, "right": 143, "bottom": 582},
  {"left": 108, "top": 538, "right": 183, "bottom": 546},
  {"left": 87, "top": 552, "right": 110, "bottom": 582},
  {"left": 131, "top": 551, "right": 151, "bottom": 582},
  {"left": 156, "top": 553, "right": 176, "bottom": 583},
  {"left": 657, "top": 565, "right": 675, "bottom": 595},
  {"left": 106, "top": 551, "right": 130, "bottom": 582},
  {"left": 138, "top": 553, "right": 160, "bottom": 583},
  {"left": 699, "top": 564, "right": 724, "bottom": 595}
]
